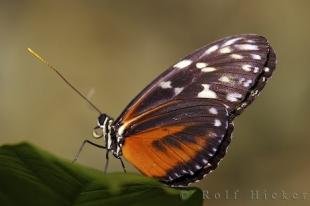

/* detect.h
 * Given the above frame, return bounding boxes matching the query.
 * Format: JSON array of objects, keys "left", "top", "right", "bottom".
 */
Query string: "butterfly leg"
[
  {"left": 104, "top": 150, "right": 109, "bottom": 174},
  {"left": 118, "top": 157, "right": 127, "bottom": 173},
  {"left": 72, "top": 139, "right": 106, "bottom": 163}
]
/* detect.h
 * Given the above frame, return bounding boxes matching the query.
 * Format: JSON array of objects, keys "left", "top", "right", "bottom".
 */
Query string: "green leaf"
[{"left": 0, "top": 142, "right": 203, "bottom": 206}]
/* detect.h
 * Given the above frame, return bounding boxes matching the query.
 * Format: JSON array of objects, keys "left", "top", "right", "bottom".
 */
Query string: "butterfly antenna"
[{"left": 27, "top": 48, "right": 102, "bottom": 114}]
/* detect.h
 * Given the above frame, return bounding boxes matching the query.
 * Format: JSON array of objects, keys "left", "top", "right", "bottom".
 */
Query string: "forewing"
[{"left": 115, "top": 34, "right": 276, "bottom": 124}]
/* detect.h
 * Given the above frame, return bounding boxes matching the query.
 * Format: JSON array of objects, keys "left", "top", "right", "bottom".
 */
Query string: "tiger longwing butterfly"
[{"left": 29, "top": 34, "right": 276, "bottom": 187}]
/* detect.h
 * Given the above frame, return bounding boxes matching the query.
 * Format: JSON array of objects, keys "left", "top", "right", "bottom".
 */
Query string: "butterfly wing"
[
  {"left": 120, "top": 99, "right": 233, "bottom": 186},
  {"left": 114, "top": 34, "right": 276, "bottom": 186},
  {"left": 116, "top": 34, "right": 276, "bottom": 124}
]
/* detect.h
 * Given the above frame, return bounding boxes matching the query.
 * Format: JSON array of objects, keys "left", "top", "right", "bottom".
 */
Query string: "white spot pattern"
[
  {"left": 219, "top": 75, "right": 230, "bottom": 83},
  {"left": 198, "top": 84, "right": 217, "bottom": 99},
  {"left": 251, "top": 90, "right": 259, "bottom": 96},
  {"left": 253, "top": 67, "right": 260, "bottom": 73},
  {"left": 195, "top": 165, "right": 202, "bottom": 169},
  {"left": 209, "top": 132, "right": 218, "bottom": 138},
  {"left": 173, "top": 59, "right": 192, "bottom": 69},
  {"left": 214, "top": 119, "right": 222, "bottom": 127},
  {"left": 235, "top": 44, "right": 259, "bottom": 50},
  {"left": 239, "top": 77, "right": 245, "bottom": 84},
  {"left": 251, "top": 54, "right": 261, "bottom": 60},
  {"left": 174, "top": 87, "right": 184, "bottom": 95},
  {"left": 226, "top": 92, "right": 242, "bottom": 102},
  {"left": 230, "top": 54, "right": 243, "bottom": 59},
  {"left": 219, "top": 46, "right": 232, "bottom": 54},
  {"left": 159, "top": 81, "right": 172, "bottom": 89},
  {"left": 243, "top": 79, "right": 252, "bottom": 87},
  {"left": 201, "top": 67, "right": 216, "bottom": 72},
  {"left": 196, "top": 62, "right": 208, "bottom": 69},
  {"left": 242, "top": 64, "right": 252, "bottom": 72},
  {"left": 241, "top": 102, "right": 248, "bottom": 108},
  {"left": 174, "top": 172, "right": 180, "bottom": 177},
  {"left": 222, "top": 37, "right": 242, "bottom": 47},
  {"left": 264, "top": 67, "right": 270, "bottom": 72},
  {"left": 246, "top": 39, "right": 255, "bottom": 43},
  {"left": 209, "top": 107, "right": 218, "bottom": 115},
  {"left": 204, "top": 44, "right": 219, "bottom": 55}
]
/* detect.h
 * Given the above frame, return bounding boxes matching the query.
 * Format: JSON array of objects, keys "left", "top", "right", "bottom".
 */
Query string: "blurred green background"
[{"left": 0, "top": 1, "right": 309, "bottom": 205}]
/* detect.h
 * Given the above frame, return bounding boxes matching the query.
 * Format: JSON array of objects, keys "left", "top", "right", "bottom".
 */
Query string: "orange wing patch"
[{"left": 122, "top": 125, "right": 207, "bottom": 178}]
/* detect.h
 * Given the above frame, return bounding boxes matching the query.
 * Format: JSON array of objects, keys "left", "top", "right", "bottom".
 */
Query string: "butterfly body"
[{"left": 93, "top": 34, "right": 276, "bottom": 186}]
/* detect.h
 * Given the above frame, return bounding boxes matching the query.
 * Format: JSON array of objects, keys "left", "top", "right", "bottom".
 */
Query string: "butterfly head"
[{"left": 92, "top": 113, "right": 117, "bottom": 150}]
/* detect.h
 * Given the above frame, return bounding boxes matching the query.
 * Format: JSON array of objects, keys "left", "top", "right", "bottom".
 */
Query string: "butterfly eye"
[{"left": 92, "top": 126, "right": 103, "bottom": 138}]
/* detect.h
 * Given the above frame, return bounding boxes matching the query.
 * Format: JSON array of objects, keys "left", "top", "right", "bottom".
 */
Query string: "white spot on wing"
[
  {"left": 214, "top": 119, "right": 222, "bottom": 127},
  {"left": 209, "top": 132, "right": 218, "bottom": 138},
  {"left": 230, "top": 54, "right": 243, "bottom": 59},
  {"left": 173, "top": 59, "right": 192, "bottom": 69},
  {"left": 253, "top": 67, "right": 260, "bottom": 73},
  {"left": 204, "top": 44, "right": 219, "bottom": 55},
  {"left": 159, "top": 81, "right": 172, "bottom": 89},
  {"left": 246, "top": 39, "right": 255, "bottom": 43},
  {"left": 219, "top": 46, "right": 232, "bottom": 54},
  {"left": 251, "top": 54, "right": 261, "bottom": 60},
  {"left": 241, "top": 102, "right": 247, "bottom": 107},
  {"left": 242, "top": 64, "right": 252, "bottom": 72},
  {"left": 196, "top": 62, "right": 208, "bottom": 69},
  {"left": 174, "top": 87, "right": 184, "bottom": 95},
  {"left": 251, "top": 90, "right": 259, "bottom": 96},
  {"left": 239, "top": 77, "right": 245, "bottom": 84},
  {"left": 174, "top": 172, "right": 180, "bottom": 177},
  {"left": 219, "top": 76, "right": 230, "bottom": 83},
  {"left": 264, "top": 67, "right": 270, "bottom": 72},
  {"left": 222, "top": 37, "right": 242, "bottom": 47},
  {"left": 243, "top": 79, "right": 252, "bottom": 87},
  {"left": 235, "top": 44, "right": 259, "bottom": 50},
  {"left": 209, "top": 107, "right": 218, "bottom": 115},
  {"left": 195, "top": 165, "right": 202, "bottom": 169},
  {"left": 226, "top": 92, "right": 242, "bottom": 102},
  {"left": 198, "top": 84, "right": 217, "bottom": 99},
  {"left": 253, "top": 90, "right": 259, "bottom": 96},
  {"left": 201, "top": 67, "right": 216, "bottom": 72},
  {"left": 225, "top": 121, "right": 228, "bottom": 129}
]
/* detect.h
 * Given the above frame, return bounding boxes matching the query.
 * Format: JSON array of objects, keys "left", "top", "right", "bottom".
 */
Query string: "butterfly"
[{"left": 29, "top": 34, "right": 276, "bottom": 187}]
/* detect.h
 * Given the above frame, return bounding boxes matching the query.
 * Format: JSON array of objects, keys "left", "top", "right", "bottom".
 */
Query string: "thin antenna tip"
[
  {"left": 27, "top": 47, "right": 102, "bottom": 114},
  {"left": 27, "top": 48, "right": 46, "bottom": 64},
  {"left": 27, "top": 48, "right": 36, "bottom": 55}
]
